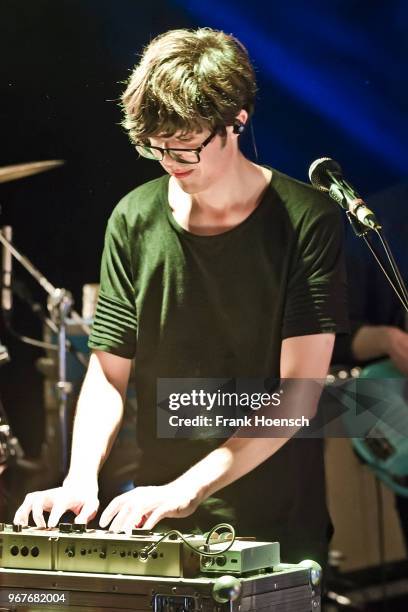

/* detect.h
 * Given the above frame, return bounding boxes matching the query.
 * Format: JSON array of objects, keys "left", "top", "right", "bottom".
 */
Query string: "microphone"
[
  {"left": 309, "top": 157, "right": 381, "bottom": 230},
  {"left": 1, "top": 226, "right": 13, "bottom": 312}
]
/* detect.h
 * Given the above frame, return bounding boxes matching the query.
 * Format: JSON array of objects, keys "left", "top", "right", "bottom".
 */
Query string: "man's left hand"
[{"left": 99, "top": 483, "right": 202, "bottom": 533}]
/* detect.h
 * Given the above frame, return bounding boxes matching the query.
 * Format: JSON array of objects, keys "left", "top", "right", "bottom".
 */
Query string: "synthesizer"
[{"left": 0, "top": 523, "right": 280, "bottom": 578}]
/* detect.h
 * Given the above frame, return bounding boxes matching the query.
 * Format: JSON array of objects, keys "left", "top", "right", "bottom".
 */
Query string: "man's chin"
[{"left": 175, "top": 178, "right": 202, "bottom": 195}]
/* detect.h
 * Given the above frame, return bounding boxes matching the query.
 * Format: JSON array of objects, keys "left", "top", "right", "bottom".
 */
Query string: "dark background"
[{"left": 0, "top": 0, "right": 407, "bottom": 456}]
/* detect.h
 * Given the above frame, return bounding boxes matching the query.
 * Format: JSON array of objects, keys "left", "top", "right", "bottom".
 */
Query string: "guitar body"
[{"left": 346, "top": 359, "right": 408, "bottom": 497}]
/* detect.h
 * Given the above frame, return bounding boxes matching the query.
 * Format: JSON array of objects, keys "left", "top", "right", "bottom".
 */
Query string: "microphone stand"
[
  {"left": 346, "top": 212, "right": 408, "bottom": 314},
  {"left": 0, "top": 228, "right": 91, "bottom": 476}
]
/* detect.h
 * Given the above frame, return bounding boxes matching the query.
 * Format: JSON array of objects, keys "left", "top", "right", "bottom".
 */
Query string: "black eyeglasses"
[{"left": 135, "top": 132, "right": 216, "bottom": 164}]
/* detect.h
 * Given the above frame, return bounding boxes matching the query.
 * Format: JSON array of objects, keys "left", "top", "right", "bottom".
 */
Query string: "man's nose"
[
  {"left": 161, "top": 153, "right": 185, "bottom": 172},
  {"left": 161, "top": 151, "right": 175, "bottom": 167}
]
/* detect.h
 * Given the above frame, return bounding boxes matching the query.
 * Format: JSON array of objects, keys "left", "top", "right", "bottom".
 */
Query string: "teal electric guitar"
[{"left": 341, "top": 359, "right": 408, "bottom": 497}]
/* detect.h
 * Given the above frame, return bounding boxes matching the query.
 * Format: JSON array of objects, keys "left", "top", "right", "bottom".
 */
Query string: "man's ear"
[{"left": 232, "top": 109, "right": 249, "bottom": 135}]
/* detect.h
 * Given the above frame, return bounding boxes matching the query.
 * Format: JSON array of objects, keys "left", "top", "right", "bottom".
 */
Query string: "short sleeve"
[
  {"left": 282, "top": 203, "right": 349, "bottom": 339},
  {"left": 88, "top": 207, "right": 137, "bottom": 358}
]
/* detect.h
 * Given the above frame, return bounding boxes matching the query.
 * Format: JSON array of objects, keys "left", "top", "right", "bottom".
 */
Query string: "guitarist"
[{"left": 333, "top": 179, "right": 408, "bottom": 551}]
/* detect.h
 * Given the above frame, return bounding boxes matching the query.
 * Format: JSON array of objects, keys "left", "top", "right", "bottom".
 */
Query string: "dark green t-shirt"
[{"left": 88, "top": 168, "right": 348, "bottom": 560}]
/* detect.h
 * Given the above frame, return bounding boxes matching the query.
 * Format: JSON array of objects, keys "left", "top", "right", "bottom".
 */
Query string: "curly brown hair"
[{"left": 121, "top": 27, "right": 257, "bottom": 143}]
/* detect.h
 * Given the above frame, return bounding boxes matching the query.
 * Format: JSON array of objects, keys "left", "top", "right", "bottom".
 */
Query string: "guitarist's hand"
[{"left": 384, "top": 327, "right": 408, "bottom": 376}]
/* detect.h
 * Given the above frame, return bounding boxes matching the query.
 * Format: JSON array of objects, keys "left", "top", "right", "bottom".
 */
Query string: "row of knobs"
[
  {"left": 9, "top": 545, "right": 39, "bottom": 557},
  {"left": 64, "top": 547, "right": 106, "bottom": 559},
  {"left": 63, "top": 547, "right": 158, "bottom": 559}
]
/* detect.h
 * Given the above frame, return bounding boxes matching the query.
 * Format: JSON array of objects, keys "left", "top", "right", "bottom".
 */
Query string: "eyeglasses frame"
[{"left": 135, "top": 131, "right": 217, "bottom": 164}]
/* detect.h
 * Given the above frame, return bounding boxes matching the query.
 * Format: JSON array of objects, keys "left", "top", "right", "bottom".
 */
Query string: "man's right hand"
[
  {"left": 13, "top": 482, "right": 100, "bottom": 528},
  {"left": 13, "top": 352, "right": 130, "bottom": 529}
]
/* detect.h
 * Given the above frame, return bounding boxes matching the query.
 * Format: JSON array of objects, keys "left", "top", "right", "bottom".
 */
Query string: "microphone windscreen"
[{"left": 308, "top": 157, "right": 342, "bottom": 191}]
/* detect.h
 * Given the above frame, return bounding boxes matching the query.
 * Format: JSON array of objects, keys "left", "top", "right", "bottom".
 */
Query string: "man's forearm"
[
  {"left": 351, "top": 325, "right": 392, "bottom": 361},
  {"left": 174, "top": 378, "right": 323, "bottom": 501},
  {"left": 64, "top": 356, "right": 125, "bottom": 485},
  {"left": 174, "top": 436, "right": 289, "bottom": 501}
]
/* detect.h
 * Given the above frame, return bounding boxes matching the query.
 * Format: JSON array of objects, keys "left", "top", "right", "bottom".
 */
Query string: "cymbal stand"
[
  {"left": 0, "top": 228, "right": 90, "bottom": 476},
  {"left": 47, "top": 289, "right": 73, "bottom": 475}
]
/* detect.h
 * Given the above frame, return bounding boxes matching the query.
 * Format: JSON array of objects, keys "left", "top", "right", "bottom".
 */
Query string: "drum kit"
[{"left": 0, "top": 159, "right": 90, "bottom": 483}]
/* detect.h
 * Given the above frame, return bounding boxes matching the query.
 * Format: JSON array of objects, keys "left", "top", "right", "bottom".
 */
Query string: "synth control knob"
[
  {"left": 65, "top": 547, "right": 75, "bottom": 558},
  {"left": 72, "top": 523, "right": 86, "bottom": 533},
  {"left": 12, "top": 524, "right": 22, "bottom": 533},
  {"left": 131, "top": 528, "right": 153, "bottom": 536},
  {"left": 10, "top": 545, "right": 19, "bottom": 556},
  {"left": 99, "top": 551, "right": 106, "bottom": 559},
  {"left": 216, "top": 555, "right": 227, "bottom": 567}
]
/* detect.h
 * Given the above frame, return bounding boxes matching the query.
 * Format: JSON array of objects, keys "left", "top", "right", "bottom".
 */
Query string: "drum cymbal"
[{"left": 0, "top": 160, "right": 65, "bottom": 184}]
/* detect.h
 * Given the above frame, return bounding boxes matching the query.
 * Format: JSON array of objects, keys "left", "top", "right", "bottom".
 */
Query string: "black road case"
[{"left": 0, "top": 565, "right": 321, "bottom": 611}]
